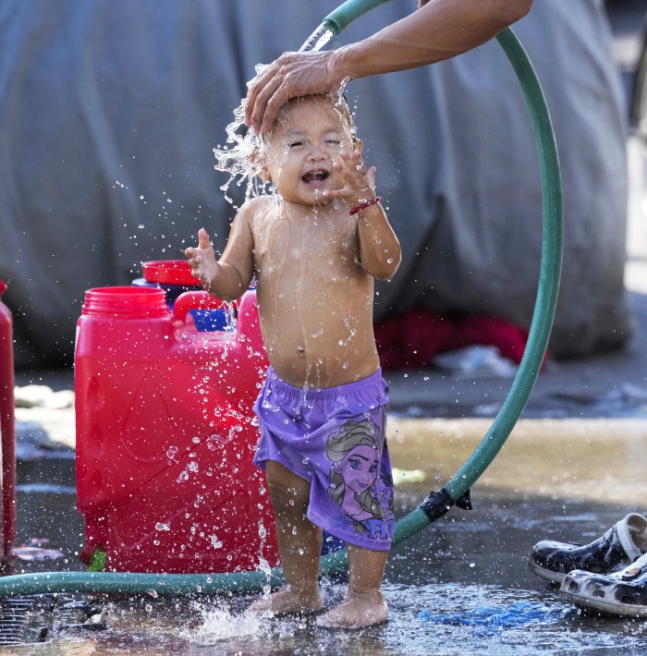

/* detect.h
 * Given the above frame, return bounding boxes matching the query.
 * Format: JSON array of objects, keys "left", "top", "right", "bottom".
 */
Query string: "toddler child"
[{"left": 185, "top": 92, "right": 401, "bottom": 629}]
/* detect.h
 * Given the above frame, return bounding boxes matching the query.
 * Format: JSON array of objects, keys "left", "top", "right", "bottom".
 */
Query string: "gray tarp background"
[{"left": 0, "top": 0, "right": 632, "bottom": 366}]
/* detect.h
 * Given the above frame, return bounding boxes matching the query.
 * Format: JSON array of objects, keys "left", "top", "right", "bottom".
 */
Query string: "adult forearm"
[
  {"left": 245, "top": 0, "right": 532, "bottom": 132},
  {"left": 332, "top": 0, "right": 533, "bottom": 80}
]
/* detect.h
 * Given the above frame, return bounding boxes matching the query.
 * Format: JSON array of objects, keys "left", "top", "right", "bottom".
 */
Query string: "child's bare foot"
[
  {"left": 316, "top": 590, "right": 388, "bottom": 629},
  {"left": 247, "top": 586, "right": 323, "bottom": 617}
]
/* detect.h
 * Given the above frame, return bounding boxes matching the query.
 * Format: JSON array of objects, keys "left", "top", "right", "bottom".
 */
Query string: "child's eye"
[
  {"left": 325, "top": 139, "right": 341, "bottom": 145},
  {"left": 288, "top": 141, "right": 304, "bottom": 148}
]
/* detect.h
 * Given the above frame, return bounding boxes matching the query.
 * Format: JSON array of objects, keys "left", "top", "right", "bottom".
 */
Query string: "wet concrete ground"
[{"left": 7, "top": 478, "right": 647, "bottom": 654}]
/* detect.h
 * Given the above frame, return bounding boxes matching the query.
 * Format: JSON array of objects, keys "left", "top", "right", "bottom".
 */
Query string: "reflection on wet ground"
[{"left": 388, "top": 417, "right": 647, "bottom": 504}]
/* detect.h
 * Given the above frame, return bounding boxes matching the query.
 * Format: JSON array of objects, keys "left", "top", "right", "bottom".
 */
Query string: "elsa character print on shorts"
[{"left": 326, "top": 412, "right": 395, "bottom": 543}]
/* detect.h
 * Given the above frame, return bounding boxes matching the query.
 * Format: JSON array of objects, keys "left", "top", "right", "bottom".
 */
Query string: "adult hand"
[{"left": 245, "top": 49, "right": 347, "bottom": 135}]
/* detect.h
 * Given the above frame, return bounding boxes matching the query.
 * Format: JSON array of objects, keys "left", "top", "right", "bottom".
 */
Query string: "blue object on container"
[
  {"left": 189, "top": 309, "right": 230, "bottom": 332},
  {"left": 132, "top": 278, "right": 201, "bottom": 306}
]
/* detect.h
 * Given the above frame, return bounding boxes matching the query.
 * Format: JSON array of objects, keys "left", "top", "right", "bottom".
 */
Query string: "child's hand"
[
  {"left": 185, "top": 228, "right": 219, "bottom": 290},
  {"left": 323, "top": 149, "right": 377, "bottom": 210}
]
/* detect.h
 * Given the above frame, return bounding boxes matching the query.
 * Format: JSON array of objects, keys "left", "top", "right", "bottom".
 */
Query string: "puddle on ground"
[{"left": 2, "top": 582, "right": 647, "bottom": 655}]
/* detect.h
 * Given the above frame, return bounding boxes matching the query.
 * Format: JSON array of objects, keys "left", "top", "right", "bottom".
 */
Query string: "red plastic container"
[
  {"left": 0, "top": 280, "right": 16, "bottom": 562},
  {"left": 74, "top": 286, "right": 279, "bottom": 573}
]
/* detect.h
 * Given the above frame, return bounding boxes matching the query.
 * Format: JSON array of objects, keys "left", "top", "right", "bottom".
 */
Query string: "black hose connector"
[{"left": 418, "top": 487, "right": 472, "bottom": 523}]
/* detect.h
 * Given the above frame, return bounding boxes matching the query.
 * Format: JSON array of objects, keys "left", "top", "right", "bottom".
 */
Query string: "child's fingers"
[
  {"left": 367, "top": 166, "right": 376, "bottom": 188},
  {"left": 198, "top": 228, "right": 211, "bottom": 249},
  {"left": 323, "top": 186, "right": 353, "bottom": 200}
]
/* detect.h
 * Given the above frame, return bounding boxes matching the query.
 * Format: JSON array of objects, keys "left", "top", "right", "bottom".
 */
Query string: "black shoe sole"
[{"left": 528, "top": 557, "right": 566, "bottom": 584}]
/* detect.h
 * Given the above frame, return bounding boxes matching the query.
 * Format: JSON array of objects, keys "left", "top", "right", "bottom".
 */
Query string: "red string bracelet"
[{"left": 349, "top": 196, "right": 381, "bottom": 215}]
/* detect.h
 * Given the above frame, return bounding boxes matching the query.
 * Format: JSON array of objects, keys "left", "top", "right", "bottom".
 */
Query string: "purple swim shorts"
[{"left": 252, "top": 367, "right": 394, "bottom": 552}]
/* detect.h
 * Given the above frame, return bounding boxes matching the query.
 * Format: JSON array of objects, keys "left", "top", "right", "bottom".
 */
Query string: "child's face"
[{"left": 259, "top": 96, "right": 359, "bottom": 206}]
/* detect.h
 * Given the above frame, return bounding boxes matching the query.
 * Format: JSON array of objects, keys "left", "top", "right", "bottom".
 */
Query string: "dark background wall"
[{"left": 0, "top": 0, "right": 632, "bottom": 366}]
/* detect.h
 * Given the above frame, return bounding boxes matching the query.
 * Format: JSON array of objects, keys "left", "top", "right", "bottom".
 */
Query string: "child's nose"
[{"left": 307, "top": 146, "right": 328, "bottom": 161}]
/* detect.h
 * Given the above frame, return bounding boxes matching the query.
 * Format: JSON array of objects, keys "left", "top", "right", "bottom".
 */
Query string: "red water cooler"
[
  {"left": 0, "top": 280, "right": 16, "bottom": 565},
  {"left": 75, "top": 284, "right": 280, "bottom": 574}
]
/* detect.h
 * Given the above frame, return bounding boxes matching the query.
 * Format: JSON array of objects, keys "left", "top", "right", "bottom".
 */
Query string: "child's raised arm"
[
  {"left": 323, "top": 149, "right": 401, "bottom": 281},
  {"left": 185, "top": 204, "right": 255, "bottom": 301}
]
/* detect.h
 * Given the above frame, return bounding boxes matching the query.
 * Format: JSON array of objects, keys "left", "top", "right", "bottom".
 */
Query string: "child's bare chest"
[{"left": 252, "top": 209, "right": 359, "bottom": 276}]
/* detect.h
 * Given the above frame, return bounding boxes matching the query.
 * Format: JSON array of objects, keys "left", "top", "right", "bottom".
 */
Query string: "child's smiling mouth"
[{"left": 302, "top": 169, "right": 330, "bottom": 185}]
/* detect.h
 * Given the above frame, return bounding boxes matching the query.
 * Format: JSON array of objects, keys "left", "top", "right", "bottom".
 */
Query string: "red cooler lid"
[{"left": 142, "top": 260, "right": 197, "bottom": 286}]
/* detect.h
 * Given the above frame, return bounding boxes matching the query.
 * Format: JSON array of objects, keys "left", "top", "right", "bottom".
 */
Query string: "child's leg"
[
  {"left": 317, "top": 544, "right": 388, "bottom": 629},
  {"left": 248, "top": 460, "right": 323, "bottom": 615}
]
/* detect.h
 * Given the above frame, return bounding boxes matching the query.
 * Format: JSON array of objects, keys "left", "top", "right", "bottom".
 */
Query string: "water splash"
[
  {"left": 212, "top": 64, "right": 272, "bottom": 205},
  {"left": 188, "top": 606, "right": 263, "bottom": 644}
]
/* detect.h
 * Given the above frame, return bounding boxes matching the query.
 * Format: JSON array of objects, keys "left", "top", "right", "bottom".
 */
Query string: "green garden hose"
[{"left": 0, "top": 3, "right": 562, "bottom": 598}]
